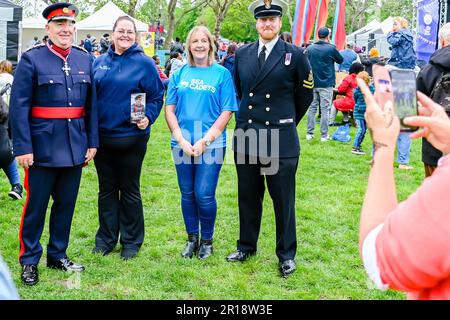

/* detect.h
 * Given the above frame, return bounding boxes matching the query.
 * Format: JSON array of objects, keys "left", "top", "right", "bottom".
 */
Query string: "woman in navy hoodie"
[{"left": 92, "top": 16, "right": 164, "bottom": 260}]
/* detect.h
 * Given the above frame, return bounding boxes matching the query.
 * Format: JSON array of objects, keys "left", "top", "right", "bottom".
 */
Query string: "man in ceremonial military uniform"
[
  {"left": 9, "top": 2, "right": 98, "bottom": 285},
  {"left": 227, "top": 0, "right": 313, "bottom": 277}
]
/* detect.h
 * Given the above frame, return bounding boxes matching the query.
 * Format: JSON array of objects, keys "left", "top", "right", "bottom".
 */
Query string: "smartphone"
[{"left": 389, "top": 69, "right": 418, "bottom": 132}]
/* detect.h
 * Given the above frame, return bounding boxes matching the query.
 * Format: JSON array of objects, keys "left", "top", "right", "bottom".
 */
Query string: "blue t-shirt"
[{"left": 166, "top": 63, "right": 238, "bottom": 149}]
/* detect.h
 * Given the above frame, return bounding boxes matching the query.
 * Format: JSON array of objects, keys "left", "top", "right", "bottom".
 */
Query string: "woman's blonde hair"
[
  {"left": 357, "top": 71, "right": 371, "bottom": 85},
  {"left": 185, "top": 26, "right": 215, "bottom": 67},
  {"left": 0, "top": 60, "right": 13, "bottom": 74},
  {"left": 393, "top": 17, "right": 408, "bottom": 29}
]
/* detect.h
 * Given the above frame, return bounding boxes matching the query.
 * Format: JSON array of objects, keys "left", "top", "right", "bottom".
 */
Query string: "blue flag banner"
[{"left": 416, "top": 0, "right": 440, "bottom": 62}]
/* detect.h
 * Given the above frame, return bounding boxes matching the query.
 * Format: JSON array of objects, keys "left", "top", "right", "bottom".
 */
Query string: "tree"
[
  {"left": 208, "top": 0, "right": 235, "bottom": 38},
  {"left": 163, "top": 0, "right": 210, "bottom": 49}
]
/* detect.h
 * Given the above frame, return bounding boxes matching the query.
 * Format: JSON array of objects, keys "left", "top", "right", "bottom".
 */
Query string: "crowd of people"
[{"left": 1, "top": 0, "right": 450, "bottom": 300}]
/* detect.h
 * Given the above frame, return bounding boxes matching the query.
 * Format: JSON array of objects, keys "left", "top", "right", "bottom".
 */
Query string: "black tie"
[{"left": 258, "top": 45, "right": 266, "bottom": 69}]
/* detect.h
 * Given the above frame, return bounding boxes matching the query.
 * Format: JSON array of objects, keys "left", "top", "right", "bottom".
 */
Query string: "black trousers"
[
  {"left": 94, "top": 134, "right": 148, "bottom": 251},
  {"left": 234, "top": 153, "right": 298, "bottom": 262},
  {"left": 19, "top": 165, "right": 82, "bottom": 265}
]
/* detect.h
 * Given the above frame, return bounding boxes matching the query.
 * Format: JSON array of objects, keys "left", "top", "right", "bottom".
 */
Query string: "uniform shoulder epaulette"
[
  {"left": 72, "top": 45, "right": 88, "bottom": 53},
  {"left": 25, "top": 43, "right": 46, "bottom": 52}
]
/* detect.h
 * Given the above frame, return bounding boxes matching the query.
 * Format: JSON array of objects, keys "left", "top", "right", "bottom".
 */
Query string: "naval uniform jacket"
[
  {"left": 10, "top": 43, "right": 99, "bottom": 167},
  {"left": 233, "top": 39, "right": 313, "bottom": 158}
]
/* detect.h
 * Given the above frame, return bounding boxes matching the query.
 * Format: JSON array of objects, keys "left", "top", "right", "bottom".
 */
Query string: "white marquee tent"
[
  {"left": 75, "top": 1, "right": 148, "bottom": 44},
  {"left": 347, "top": 17, "right": 395, "bottom": 58}
]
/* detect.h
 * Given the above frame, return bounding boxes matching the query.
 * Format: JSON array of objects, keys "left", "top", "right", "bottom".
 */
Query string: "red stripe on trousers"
[{"left": 18, "top": 168, "right": 29, "bottom": 263}]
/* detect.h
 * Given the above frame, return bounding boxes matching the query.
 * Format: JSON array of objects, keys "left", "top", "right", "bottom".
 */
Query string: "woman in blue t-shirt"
[{"left": 165, "top": 26, "right": 238, "bottom": 260}]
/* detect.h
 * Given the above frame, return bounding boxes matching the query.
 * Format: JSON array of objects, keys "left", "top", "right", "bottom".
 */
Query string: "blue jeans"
[
  {"left": 353, "top": 119, "right": 367, "bottom": 149},
  {"left": 397, "top": 132, "right": 411, "bottom": 165},
  {"left": 3, "top": 158, "right": 20, "bottom": 186},
  {"left": 172, "top": 147, "right": 225, "bottom": 241}
]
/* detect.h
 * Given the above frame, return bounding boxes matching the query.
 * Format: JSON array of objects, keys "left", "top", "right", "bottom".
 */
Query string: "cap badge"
[
  {"left": 264, "top": 0, "right": 272, "bottom": 9},
  {"left": 62, "top": 7, "right": 69, "bottom": 13}
]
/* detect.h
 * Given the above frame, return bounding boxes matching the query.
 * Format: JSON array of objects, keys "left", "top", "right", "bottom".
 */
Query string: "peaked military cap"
[
  {"left": 248, "top": 0, "right": 288, "bottom": 19},
  {"left": 42, "top": 2, "right": 79, "bottom": 22}
]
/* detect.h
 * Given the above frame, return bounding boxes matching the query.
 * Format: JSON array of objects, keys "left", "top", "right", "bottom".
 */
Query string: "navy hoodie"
[{"left": 93, "top": 43, "right": 164, "bottom": 137}]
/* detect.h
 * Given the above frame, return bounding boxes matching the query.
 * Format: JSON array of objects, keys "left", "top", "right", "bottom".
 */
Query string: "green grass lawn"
[{"left": 0, "top": 112, "right": 423, "bottom": 300}]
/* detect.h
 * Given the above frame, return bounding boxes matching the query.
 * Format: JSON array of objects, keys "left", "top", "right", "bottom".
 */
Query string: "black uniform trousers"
[
  {"left": 234, "top": 152, "right": 298, "bottom": 262},
  {"left": 19, "top": 165, "right": 83, "bottom": 265},
  {"left": 94, "top": 134, "right": 148, "bottom": 251}
]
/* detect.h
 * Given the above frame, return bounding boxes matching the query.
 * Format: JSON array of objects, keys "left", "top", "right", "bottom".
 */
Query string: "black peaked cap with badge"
[
  {"left": 42, "top": 2, "right": 79, "bottom": 22},
  {"left": 248, "top": 0, "right": 288, "bottom": 19}
]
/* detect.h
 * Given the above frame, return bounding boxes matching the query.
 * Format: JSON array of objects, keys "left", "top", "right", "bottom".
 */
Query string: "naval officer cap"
[
  {"left": 248, "top": 0, "right": 288, "bottom": 19},
  {"left": 42, "top": 2, "right": 79, "bottom": 22}
]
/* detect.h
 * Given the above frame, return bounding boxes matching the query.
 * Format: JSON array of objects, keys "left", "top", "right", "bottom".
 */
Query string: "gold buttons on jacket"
[{"left": 248, "top": 105, "right": 253, "bottom": 110}]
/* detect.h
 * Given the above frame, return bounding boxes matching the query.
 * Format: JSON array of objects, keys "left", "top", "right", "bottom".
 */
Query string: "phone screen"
[{"left": 390, "top": 69, "right": 418, "bottom": 132}]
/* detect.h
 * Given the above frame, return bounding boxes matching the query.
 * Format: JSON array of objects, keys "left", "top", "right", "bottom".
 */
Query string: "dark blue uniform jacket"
[{"left": 9, "top": 44, "right": 99, "bottom": 167}]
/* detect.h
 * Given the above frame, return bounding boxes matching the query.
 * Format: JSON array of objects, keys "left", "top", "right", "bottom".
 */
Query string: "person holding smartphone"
[{"left": 358, "top": 78, "right": 450, "bottom": 299}]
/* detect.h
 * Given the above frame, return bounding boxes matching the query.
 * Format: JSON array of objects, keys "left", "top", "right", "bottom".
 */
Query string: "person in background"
[
  {"left": 152, "top": 55, "right": 169, "bottom": 88},
  {"left": 221, "top": 43, "right": 237, "bottom": 78},
  {"left": 305, "top": 26, "right": 343, "bottom": 142},
  {"left": 361, "top": 47, "right": 381, "bottom": 77},
  {"left": 358, "top": 77, "right": 450, "bottom": 299},
  {"left": 92, "top": 16, "right": 164, "bottom": 260},
  {"left": 83, "top": 34, "right": 93, "bottom": 53},
  {"left": 0, "top": 60, "right": 23, "bottom": 200},
  {"left": 351, "top": 71, "right": 374, "bottom": 155},
  {"left": 387, "top": 17, "right": 417, "bottom": 170},
  {"left": 416, "top": 22, "right": 450, "bottom": 177},
  {"left": 170, "top": 37, "right": 185, "bottom": 55},
  {"left": 329, "top": 62, "right": 364, "bottom": 126},
  {"left": 99, "top": 33, "right": 110, "bottom": 54},
  {"left": 338, "top": 42, "right": 360, "bottom": 72},
  {"left": 165, "top": 26, "right": 238, "bottom": 260},
  {"left": 42, "top": 35, "right": 49, "bottom": 44},
  {"left": 169, "top": 51, "right": 184, "bottom": 78}
]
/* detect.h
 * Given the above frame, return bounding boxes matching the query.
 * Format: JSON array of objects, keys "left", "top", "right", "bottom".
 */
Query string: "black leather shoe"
[
  {"left": 181, "top": 234, "right": 199, "bottom": 259},
  {"left": 47, "top": 258, "right": 85, "bottom": 272},
  {"left": 279, "top": 259, "right": 296, "bottom": 277},
  {"left": 226, "top": 250, "right": 256, "bottom": 262},
  {"left": 198, "top": 240, "right": 213, "bottom": 260},
  {"left": 120, "top": 248, "right": 138, "bottom": 260},
  {"left": 21, "top": 264, "right": 39, "bottom": 286},
  {"left": 92, "top": 246, "right": 112, "bottom": 256}
]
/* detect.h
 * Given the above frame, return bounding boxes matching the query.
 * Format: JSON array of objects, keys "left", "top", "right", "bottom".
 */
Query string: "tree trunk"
[
  {"left": 163, "top": 0, "right": 210, "bottom": 49},
  {"left": 128, "top": 0, "right": 138, "bottom": 17}
]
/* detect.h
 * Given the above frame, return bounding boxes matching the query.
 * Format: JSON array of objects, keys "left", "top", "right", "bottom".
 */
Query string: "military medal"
[
  {"left": 285, "top": 53, "right": 292, "bottom": 66},
  {"left": 62, "top": 61, "right": 71, "bottom": 76}
]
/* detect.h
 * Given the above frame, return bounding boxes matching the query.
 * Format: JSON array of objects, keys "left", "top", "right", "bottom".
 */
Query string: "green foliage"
[
  {"left": 174, "top": 9, "right": 201, "bottom": 42},
  {"left": 0, "top": 113, "right": 421, "bottom": 300}
]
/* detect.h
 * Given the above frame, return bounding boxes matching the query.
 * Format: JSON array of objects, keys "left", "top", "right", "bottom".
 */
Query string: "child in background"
[{"left": 352, "top": 71, "right": 374, "bottom": 155}]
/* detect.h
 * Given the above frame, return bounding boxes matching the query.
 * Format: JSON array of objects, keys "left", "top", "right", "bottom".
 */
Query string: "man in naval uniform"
[
  {"left": 227, "top": 0, "right": 313, "bottom": 277},
  {"left": 9, "top": 2, "right": 98, "bottom": 285}
]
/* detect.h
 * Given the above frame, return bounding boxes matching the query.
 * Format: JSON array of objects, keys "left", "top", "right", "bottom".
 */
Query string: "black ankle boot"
[
  {"left": 198, "top": 239, "right": 213, "bottom": 260},
  {"left": 181, "top": 234, "right": 199, "bottom": 259}
]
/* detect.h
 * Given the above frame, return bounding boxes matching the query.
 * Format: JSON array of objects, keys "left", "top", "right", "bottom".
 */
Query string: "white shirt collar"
[{"left": 258, "top": 36, "right": 279, "bottom": 59}]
